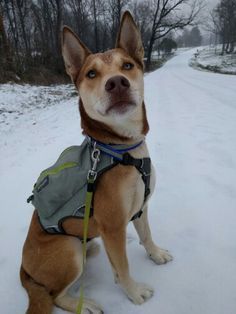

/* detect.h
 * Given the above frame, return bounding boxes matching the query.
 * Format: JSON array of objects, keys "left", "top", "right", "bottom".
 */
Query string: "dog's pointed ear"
[
  {"left": 116, "top": 11, "right": 144, "bottom": 68},
  {"left": 62, "top": 26, "right": 91, "bottom": 83}
]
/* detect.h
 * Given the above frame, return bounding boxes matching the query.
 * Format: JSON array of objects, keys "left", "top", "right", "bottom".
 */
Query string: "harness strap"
[
  {"left": 88, "top": 138, "right": 151, "bottom": 219},
  {"left": 121, "top": 153, "right": 151, "bottom": 201},
  {"left": 120, "top": 153, "right": 151, "bottom": 219}
]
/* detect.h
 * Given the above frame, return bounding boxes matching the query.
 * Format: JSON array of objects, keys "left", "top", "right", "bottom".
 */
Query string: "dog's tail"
[{"left": 20, "top": 265, "right": 53, "bottom": 314}]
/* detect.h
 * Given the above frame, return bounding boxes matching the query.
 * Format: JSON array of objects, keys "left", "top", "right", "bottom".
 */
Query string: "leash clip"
[{"left": 87, "top": 142, "right": 100, "bottom": 181}]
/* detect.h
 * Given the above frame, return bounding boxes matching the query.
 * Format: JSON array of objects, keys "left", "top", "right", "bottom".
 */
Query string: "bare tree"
[
  {"left": 65, "top": 0, "right": 90, "bottom": 39},
  {"left": 0, "top": 5, "right": 12, "bottom": 76},
  {"left": 107, "top": 0, "right": 130, "bottom": 46},
  {"left": 0, "top": 0, "right": 205, "bottom": 83},
  {"left": 52, "top": 0, "right": 63, "bottom": 56},
  {"left": 211, "top": 0, "right": 236, "bottom": 54},
  {"left": 0, "top": 5, "right": 8, "bottom": 57},
  {"left": 3, "top": 0, "right": 20, "bottom": 58},
  {"left": 91, "top": 0, "right": 99, "bottom": 51},
  {"left": 144, "top": 0, "right": 204, "bottom": 70},
  {"left": 132, "top": 1, "right": 153, "bottom": 52},
  {"left": 15, "top": 0, "right": 30, "bottom": 56}
]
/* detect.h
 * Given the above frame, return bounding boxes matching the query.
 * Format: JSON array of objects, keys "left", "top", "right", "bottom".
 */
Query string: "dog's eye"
[
  {"left": 87, "top": 70, "right": 96, "bottom": 79},
  {"left": 123, "top": 62, "right": 134, "bottom": 70}
]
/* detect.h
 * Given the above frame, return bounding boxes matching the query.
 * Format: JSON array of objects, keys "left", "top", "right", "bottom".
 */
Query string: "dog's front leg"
[
  {"left": 100, "top": 226, "right": 154, "bottom": 304},
  {"left": 133, "top": 206, "right": 173, "bottom": 264}
]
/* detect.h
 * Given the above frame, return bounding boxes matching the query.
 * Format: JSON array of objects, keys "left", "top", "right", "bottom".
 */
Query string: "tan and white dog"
[{"left": 20, "top": 11, "right": 172, "bottom": 314}]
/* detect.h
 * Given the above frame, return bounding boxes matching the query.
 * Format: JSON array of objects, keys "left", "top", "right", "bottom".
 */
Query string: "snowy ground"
[
  {"left": 1, "top": 49, "right": 236, "bottom": 314},
  {"left": 190, "top": 46, "right": 236, "bottom": 75},
  {"left": 0, "top": 84, "right": 76, "bottom": 135}
]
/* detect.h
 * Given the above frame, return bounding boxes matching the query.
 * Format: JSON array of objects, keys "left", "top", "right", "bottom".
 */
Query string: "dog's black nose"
[{"left": 105, "top": 76, "right": 130, "bottom": 93}]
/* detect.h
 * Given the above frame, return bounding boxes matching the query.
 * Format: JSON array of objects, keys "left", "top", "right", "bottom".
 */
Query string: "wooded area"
[
  {"left": 0, "top": 0, "right": 202, "bottom": 84},
  {"left": 210, "top": 0, "right": 236, "bottom": 54}
]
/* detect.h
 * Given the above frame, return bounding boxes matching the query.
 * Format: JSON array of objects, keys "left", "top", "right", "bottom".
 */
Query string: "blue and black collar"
[{"left": 87, "top": 135, "right": 144, "bottom": 161}]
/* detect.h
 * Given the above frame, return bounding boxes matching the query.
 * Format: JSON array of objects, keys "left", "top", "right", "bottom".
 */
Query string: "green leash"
[{"left": 76, "top": 145, "right": 100, "bottom": 314}]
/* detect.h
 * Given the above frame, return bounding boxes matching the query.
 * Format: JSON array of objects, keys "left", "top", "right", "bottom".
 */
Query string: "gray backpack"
[
  {"left": 28, "top": 139, "right": 115, "bottom": 234},
  {"left": 28, "top": 137, "right": 151, "bottom": 236}
]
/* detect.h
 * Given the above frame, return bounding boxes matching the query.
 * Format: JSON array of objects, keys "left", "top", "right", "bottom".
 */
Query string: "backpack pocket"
[{"left": 32, "top": 162, "right": 87, "bottom": 219}]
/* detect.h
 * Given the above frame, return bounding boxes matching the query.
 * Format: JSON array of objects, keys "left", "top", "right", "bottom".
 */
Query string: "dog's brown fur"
[{"left": 20, "top": 11, "right": 172, "bottom": 314}]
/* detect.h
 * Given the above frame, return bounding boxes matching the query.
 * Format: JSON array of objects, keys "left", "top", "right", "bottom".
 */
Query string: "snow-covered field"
[
  {"left": 0, "top": 84, "right": 76, "bottom": 134},
  {"left": 1, "top": 49, "right": 236, "bottom": 314},
  {"left": 190, "top": 46, "right": 236, "bottom": 75}
]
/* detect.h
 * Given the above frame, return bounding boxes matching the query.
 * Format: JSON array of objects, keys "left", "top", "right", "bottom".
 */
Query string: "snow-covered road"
[{"left": 0, "top": 49, "right": 236, "bottom": 314}]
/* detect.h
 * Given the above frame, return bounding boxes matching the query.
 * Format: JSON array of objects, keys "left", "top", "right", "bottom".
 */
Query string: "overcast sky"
[
  {"left": 201, "top": 0, "right": 218, "bottom": 21},
  {"left": 205, "top": 0, "right": 219, "bottom": 10}
]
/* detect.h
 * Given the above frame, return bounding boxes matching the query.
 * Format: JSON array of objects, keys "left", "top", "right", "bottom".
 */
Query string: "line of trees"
[
  {"left": 210, "top": 0, "right": 236, "bottom": 54},
  {"left": 159, "top": 37, "right": 177, "bottom": 54},
  {"left": 0, "top": 0, "right": 203, "bottom": 83},
  {"left": 176, "top": 26, "right": 202, "bottom": 47}
]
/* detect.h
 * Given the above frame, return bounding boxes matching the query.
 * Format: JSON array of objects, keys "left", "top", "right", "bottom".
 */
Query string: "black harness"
[
  {"left": 119, "top": 152, "right": 151, "bottom": 220},
  {"left": 90, "top": 137, "right": 152, "bottom": 221}
]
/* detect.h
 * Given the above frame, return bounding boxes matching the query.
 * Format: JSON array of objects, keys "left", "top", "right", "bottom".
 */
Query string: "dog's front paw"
[
  {"left": 149, "top": 247, "right": 173, "bottom": 265},
  {"left": 124, "top": 279, "right": 154, "bottom": 305},
  {"left": 82, "top": 298, "right": 104, "bottom": 314}
]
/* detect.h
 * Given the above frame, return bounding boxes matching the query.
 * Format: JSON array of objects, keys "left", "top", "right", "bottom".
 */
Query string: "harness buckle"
[
  {"left": 87, "top": 169, "right": 97, "bottom": 181},
  {"left": 122, "top": 153, "right": 133, "bottom": 165}
]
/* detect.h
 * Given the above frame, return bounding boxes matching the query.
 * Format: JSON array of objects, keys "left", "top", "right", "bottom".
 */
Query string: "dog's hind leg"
[
  {"left": 22, "top": 213, "right": 103, "bottom": 314},
  {"left": 54, "top": 240, "right": 103, "bottom": 314},
  {"left": 20, "top": 265, "right": 54, "bottom": 314},
  {"left": 23, "top": 236, "right": 103, "bottom": 314},
  {"left": 38, "top": 237, "right": 103, "bottom": 314},
  {"left": 133, "top": 206, "right": 173, "bottom": 264}
]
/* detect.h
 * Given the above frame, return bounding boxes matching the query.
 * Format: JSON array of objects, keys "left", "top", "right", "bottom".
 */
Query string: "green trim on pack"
[
  {"left": 59, "top": 146, "right": 79, "bottom": 159},
  {"left": 38, "top": 162, "right": 78, "bottom": 181}
]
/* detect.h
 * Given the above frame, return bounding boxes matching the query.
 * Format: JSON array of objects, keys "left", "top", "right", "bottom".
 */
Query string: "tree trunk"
[
  {"left": 221, "top": 34, "right": 225, "bottom": 55},
  {"left": 229, "top": 42, "right": 234, "bottom": 53},
  {"left": 15, "top": 0, "right": 29, "bottom": 56},
  {"left": 0, "top": 7, "right": 13, "bottom": 69},
  {"left": 6, "top": 0, "right": 19, "bottom": 58},
  {"left": 55, "top": 0, "right": 63, "bottom": 58},
  {"left": 225, "top": 41, "right": 230, "bottom": 53},
  {"left": 146, "top": 37, "right": 155, "bottom": 71},
  {"left": 93, "top": 0, "right": 99, "bottom": 52}
]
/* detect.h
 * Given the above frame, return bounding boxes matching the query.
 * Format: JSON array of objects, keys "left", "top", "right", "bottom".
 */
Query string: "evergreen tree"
[{"left": 190, "top": 26, "right": 202, "bottom": 47}]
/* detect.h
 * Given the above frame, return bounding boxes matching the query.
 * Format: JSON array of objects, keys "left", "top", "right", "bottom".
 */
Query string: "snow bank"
[{"left": 190, "top": 47, "right": 236, "bottom": 75}]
